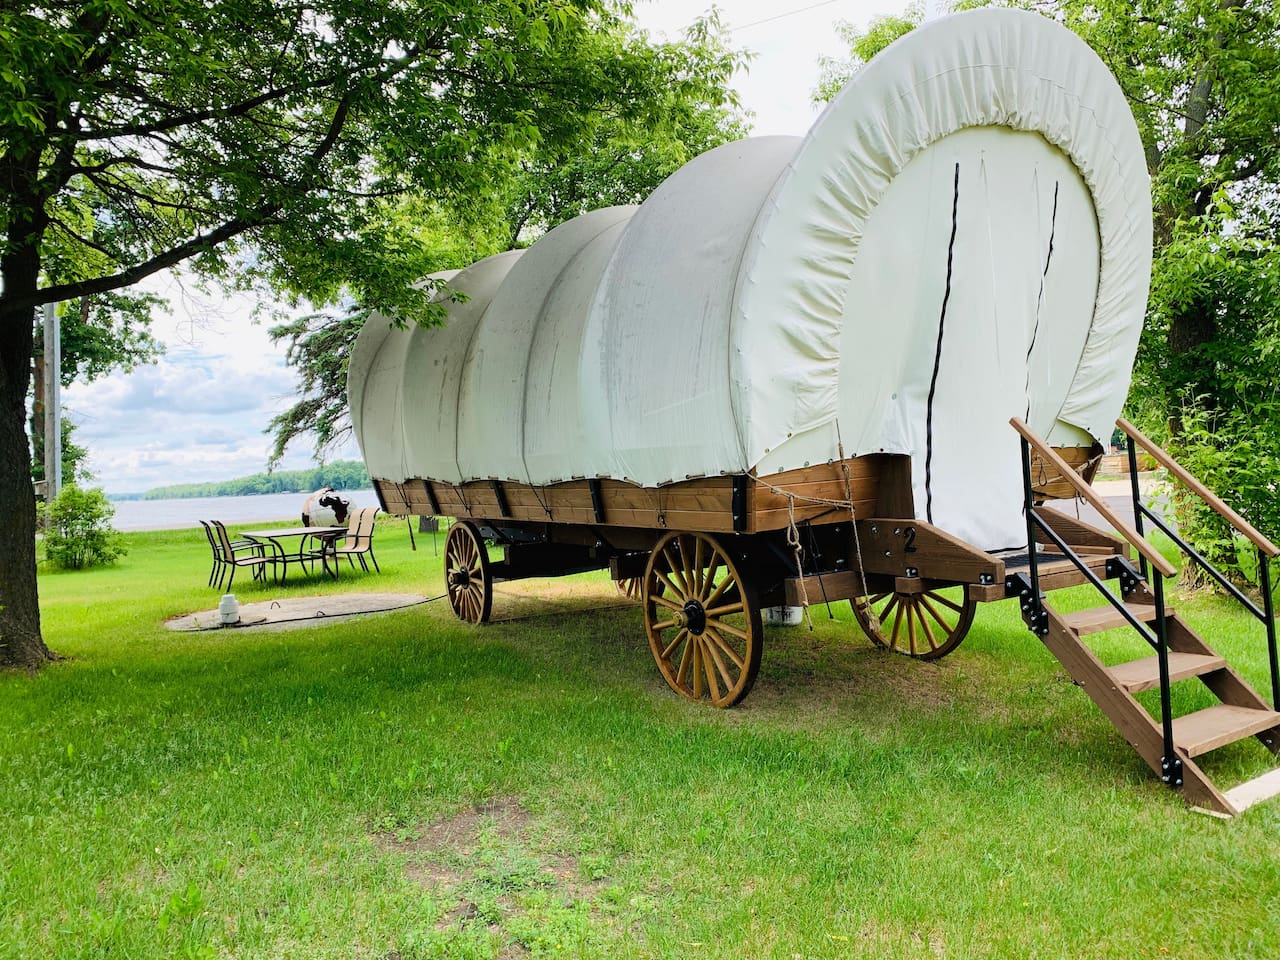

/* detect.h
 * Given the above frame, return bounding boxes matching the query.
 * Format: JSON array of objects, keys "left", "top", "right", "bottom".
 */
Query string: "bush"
[{"left": 40, "top": 485, "right": 126, "bottom": 570}]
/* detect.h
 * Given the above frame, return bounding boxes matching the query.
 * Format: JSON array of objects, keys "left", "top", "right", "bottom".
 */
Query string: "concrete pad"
[{"left": 166, "top": 592, "right": 429, "bottom": 632}]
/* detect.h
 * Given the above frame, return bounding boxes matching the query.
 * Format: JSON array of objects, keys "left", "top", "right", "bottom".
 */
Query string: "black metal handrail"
[
  {"left": 1018, "top": 434, "right": 1179, "bottom": 781},
  {"left": 1125, "top": 433, "right": 1280, "bottom": 710}
]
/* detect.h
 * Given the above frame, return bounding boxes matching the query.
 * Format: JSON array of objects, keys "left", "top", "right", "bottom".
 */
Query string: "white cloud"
[{"left": 63, "top": 273, "right": 322, "bottom": 493}]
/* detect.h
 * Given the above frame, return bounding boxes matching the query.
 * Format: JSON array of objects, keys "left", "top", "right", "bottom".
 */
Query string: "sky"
[{"left": 63, "top": 0, "right": 913, "bottom": 495}]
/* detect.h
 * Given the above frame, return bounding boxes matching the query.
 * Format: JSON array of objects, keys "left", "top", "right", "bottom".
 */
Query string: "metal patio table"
[{"left": 239, "top": 526, "right": 348, "bottom": 583}]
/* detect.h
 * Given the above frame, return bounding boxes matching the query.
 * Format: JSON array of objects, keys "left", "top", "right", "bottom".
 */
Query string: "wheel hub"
[
  {"left": 449, "top": 567, "right": 470, "bottom": 587},
  {"left": 682, "top": 599, "right": 707, "bottom": 635}
]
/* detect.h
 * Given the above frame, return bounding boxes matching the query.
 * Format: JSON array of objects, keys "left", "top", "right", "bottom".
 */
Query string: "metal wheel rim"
[
  {"left": 444, "top": 522, "right": 491, "bottom": 625},
  {"left": 852, "top": 584, "right": 975, "bottom": 660},
  {"left": 643, "top": 532, "right": 762, "bottom": 707}
]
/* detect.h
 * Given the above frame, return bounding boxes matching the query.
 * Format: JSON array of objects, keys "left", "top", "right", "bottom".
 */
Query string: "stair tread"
[
  {"left": 1061, "top": 602, "right": 1171, "bottom": 636},
  {"left": 1223, "top": 768, "right": 1280, "bottom": 814},
  {"left": 1172, "top": 704, "right": 1280, "bottom": 757},
  {"left": 1108, "top": 652, "right": 1226, "bottom": 693}
]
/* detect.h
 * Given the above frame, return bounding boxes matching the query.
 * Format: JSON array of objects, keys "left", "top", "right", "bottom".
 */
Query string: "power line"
[{"left": 730, "top": 0, "right": 844, "bottom": 32}]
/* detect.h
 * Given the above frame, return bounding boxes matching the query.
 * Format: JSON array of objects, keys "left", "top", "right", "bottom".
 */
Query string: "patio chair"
[
  {"left": 333, "top": 507, "right": 380, "bottom": 572},
  {"left": 208, "top": 520, "right": 275, "bottom": 590},
  {"left": 198, "top": 520, "right": 223, "bottom": 587},
  {"left": 199, "top": 520, "right": 260, "bottom": 588}
]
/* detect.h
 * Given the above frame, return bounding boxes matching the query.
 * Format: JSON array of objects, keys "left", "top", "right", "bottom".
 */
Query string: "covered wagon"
[{"left": 349, "top": 9, "right": 1280, "bottom": 813}]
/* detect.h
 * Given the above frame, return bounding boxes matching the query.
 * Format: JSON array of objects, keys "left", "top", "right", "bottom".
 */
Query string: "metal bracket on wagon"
[{"left": 854, "top": 519, "right": 1003, "bottom": 585}]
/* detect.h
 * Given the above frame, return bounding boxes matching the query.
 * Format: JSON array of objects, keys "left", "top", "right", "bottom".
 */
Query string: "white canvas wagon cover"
[{"left": 348, "top": 9, "right": 1152, "bottom": 550}]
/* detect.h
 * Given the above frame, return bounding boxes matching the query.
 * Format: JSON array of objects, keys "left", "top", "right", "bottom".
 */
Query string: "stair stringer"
[{"left": 1038, "top": 602, "right": 1235, "bottom": 814}]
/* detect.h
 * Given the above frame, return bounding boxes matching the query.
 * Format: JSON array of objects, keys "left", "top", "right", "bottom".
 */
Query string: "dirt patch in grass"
[
  {"left": 376, "top": 795, "right": 609, "bottom": 944},
  {"left": 390, "top": 796, "right": 531, "bottom": 856}
]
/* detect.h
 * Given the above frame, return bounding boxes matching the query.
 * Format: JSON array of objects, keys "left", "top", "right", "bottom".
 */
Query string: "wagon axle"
[{"left": 671, "top": 600, "right": 707, "bottom": 636}]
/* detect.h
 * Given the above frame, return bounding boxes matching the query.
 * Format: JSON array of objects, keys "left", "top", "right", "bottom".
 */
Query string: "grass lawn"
[{"left": 4, "top": 518, "right": 1280, "bottom": 959}]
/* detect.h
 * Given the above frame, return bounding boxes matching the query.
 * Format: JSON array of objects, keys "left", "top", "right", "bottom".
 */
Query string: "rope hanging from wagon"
[
  {"left": 834, "top": 437, "right": 875, "bottom": 640},
  {"left": 784, "top": 495, "right": 815, "bottom": 630},
  {"left": 529, "top": 482, "right": 553, "bottom": 521}
]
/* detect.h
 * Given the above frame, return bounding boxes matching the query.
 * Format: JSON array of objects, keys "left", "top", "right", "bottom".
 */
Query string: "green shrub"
[{"left": 40, "top": 485, "right": 126, "bottom": 570}]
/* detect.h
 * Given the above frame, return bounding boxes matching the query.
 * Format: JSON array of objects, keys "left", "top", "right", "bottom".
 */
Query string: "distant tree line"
[{"left": 116, "top": 461, "right": 371, "bottom": 501}]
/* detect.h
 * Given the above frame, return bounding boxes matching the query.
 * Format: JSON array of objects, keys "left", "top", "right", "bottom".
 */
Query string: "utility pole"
[{"left": 43, "top": 301, "right": 61, "bottom": 501}]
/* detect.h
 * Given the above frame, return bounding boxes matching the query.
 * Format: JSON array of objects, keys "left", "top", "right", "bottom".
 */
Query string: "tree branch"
[{"left": 77, "top": 45, "right": 422, "bottom": 143}]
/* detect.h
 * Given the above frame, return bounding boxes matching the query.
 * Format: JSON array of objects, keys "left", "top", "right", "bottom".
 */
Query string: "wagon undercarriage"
[{"left": 379, "top": 447, "right": 1115, "bottom": 708}]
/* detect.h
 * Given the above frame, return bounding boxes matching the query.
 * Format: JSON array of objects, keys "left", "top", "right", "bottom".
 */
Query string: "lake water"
[{"left": 108, "top": 489, "right": 382, "bottom": 532}]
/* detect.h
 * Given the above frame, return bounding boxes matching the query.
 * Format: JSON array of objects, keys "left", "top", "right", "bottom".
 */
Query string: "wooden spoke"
[
  {"left": 707, "top": 617, "right": 750, "bottom": 642},
  {"left": 918, "top": 594, "right": 954, "bottom": 634},
  {"left": 702, "top": 641, "right": 722, "bottom": 701},
  {"left": 615, "top": 577, "right": 644, "bottom": 601},
  {"left": 651, "top": 594, "right": 683, "bottom": 613},
  {"left": 928, "top": 592, "right": 966, "bottom": 614},
  {"left": 654, "top": 567, "right": 684, "bottom": 600},
  {"left": 693, "top": 536, "right": 705, "bottom": 597},
  {"left": 703, "top": 570, "right": 734, "bottom": 610},
  {"left": 662, "top": 628, "right": 689, "bottom": 661},
  {"left": 664, "top": 541, "right": 691, "bottom": 596},
  {"left": 878, "top": 594, "right": 900, "bottom": 627},
  {"left": 890, "top": 602, "right": 905, "bottom": 648},
  {"left": 704, "top": 601, "right": 743, "bottom": 618},
  {"left": 704, "top": 627, "right": 745, "bottom": 672},
  {"left": 643, "top": 532, "right": 763, "bottom": 708},
  {"left": 700, "top": 553, "right": 721, "bottom": 602},
  {"left": 444, "top": 522, "right": 492, "bottom": 625},
  {"left": 852, "top": 584, "right": 975, "bottom": 661},
  {"left": 679, "top": 638, "right": 696, "bottom": 690},
  {"left": 915, "top": 604, "right": 939, "bottom": 651},
  {"left": 692, "top": 642, "right": 705, "bottom": 698}
]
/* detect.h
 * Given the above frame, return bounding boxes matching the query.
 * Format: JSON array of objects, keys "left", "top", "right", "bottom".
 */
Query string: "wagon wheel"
[
  {"left": 444, "top": 521, "right": 492, "bottom": 625},
  {"left": 643, "top": 532, "right": 763, "bottom": 708},
  {"left": 616, "top": 577, "right": 644, "bottom": 601},
  {"left": 852, "top": 584, "right": 975, "bottom": 660}
]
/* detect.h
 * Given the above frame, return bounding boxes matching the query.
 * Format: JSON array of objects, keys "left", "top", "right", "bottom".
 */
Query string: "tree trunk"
[
  {"left": 0, "top": 323, "right": 54, "bottom": 670},
  {"left": 0, "top": 202, "right": 55, "bottom": 669}
]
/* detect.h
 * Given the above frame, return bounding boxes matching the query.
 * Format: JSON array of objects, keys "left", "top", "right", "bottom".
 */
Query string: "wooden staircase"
[
  {"left": 1011, "top": 417, "right": 1280, "bottom": 816},
  {"left": 1038, "top": 578, "right": 1280, "bottom": 816}
]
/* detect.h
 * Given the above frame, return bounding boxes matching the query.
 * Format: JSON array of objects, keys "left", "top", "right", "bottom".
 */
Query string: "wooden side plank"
[
  {"left": 373, "top": 456, "right": 888, "bottom": 535},
  {"left": 1224, "top": 769, "right": 1280, "bottom": 813}
]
